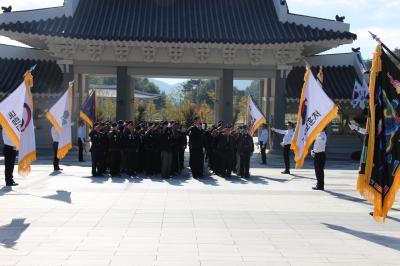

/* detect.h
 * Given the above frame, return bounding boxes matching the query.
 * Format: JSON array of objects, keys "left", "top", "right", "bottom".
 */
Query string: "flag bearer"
[
  {"left": 2, "top": 129, "right": 18, "bottom": 186},
  {"left": 311, "top": 130, "right": 327, "bottom": 191},
  {"left": 77, "top": 120, "right": 86, "bottom": 162},
  {"left": 51, "top": 126, "right": 62, "bottom": 171},
  {"left": 271, "top": 121, "right": 295, "bottom": 174},
  {"left": 258, "top": 124, "right": 269, "bottom": 165}
]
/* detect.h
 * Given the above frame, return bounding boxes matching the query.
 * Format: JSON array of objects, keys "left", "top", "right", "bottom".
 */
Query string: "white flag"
[
  {"left": 291, "top": 66, "right": 338, "bottom": 168},
  {"left": 18, "top": 80, "right": 36, "bottom": 176},
  {"left": 46, "top": 82, "right": 73, "bottom": 159},
  {"left": 248, "top": 96, "right": 266, "bottom": 136},
  {"left": 0, "top": 71, "right": 36, "bottom": 176},
  {"left": 351, "top": 80, "right": 369, "bottom": 109}
]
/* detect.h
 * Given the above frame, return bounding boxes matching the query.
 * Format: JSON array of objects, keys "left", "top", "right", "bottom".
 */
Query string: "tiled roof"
[
  {"left": 0, "top": 0, "right": 356, "bottom": 44},
  {"left": 286, "top": 66, "right": 359, "bottom": 100},
  {"left": 0, "top": 58, "right": 62, "bottom": 93}
]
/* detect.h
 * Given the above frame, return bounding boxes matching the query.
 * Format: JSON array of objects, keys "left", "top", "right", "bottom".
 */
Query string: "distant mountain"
[
  {"left": 150, "top": 79, "right": 182, "bottom": 94},
  {"left": 150, "top": 78, "right": 253, "bottom": 93},
  {"left": 234, "top": 80, "right": 253, "bottom": 91}
]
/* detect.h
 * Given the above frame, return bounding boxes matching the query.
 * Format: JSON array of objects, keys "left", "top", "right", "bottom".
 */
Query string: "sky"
[{"left": 0, "top": 0, "right": 399, "bottom": 84}]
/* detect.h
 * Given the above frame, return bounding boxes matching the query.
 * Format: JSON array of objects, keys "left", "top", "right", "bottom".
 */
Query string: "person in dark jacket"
[
  {"left": 218, "top": 126, "right": 235, "bottom": 177},
  {"left": 160, "top": 122, "right": 174, "bottom": 178},
  {"left": 188, "top": 116, "right": 204, "bottom": 178},
  {"left": 124, "top": 122, "right": 141, "bottom": 176},
  {"left": 89, "top": 123, "right": 107, "bottom": 177},
  {"left": 108, "top": 123, "right": 123, "bottom": 177},
  {"left": 178, "top": 124, "right": 187, "bottom": 170},
  {"left": 238, "top": 125, "right": 254, "bottom": 179},
  {"left": 144, "top": 124, "right": 156, "bottom": 176}
]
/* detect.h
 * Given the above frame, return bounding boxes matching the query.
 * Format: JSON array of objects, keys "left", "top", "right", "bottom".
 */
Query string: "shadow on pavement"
[
  {"left": 0, "top": 218, "right": 30, "bottom": 248},
  {"left": 49, "top": 170, "right": 63, "bottom": 176},
  {"left": 324, "top": 190, "right": 368, "bottom": 204},
  {"left": 323, "top": 223, "right": 400, "bottom": 251},
  {"left": 0, "top": 186, "right": 12, "bottom": 196},
  {"left": 42, "top": 190, "right": 72, "bottom": 204},
  {"left": 196, "top": 176, "right": 219, "bottom": 186}
]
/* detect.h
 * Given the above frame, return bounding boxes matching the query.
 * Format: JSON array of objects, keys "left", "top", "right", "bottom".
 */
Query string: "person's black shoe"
[
  {"left": 312, "top": 186, "right": 324, "bottom": 191},
  {"left": 369, "top": 212, "right": 374, "bottom": 216},
  {"left": 6, "top": 181, "right": 18, "bottom": 187},
  {"left": 54, "top": 168, "right": 63, "bottom": 171},
  {"left": 281, "top": 171, "right": 290, "bottom": 174},
  {"left": 79, "top": 160, "right": 85, "bottom": 162}
]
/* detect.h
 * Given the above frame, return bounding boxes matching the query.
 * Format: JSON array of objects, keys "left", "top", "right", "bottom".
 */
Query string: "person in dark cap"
[
  {"left": 160, "top": 121, "right": 174, "bottom": 178},
  {"left": 124, "top": 121, "right": 141, "bottom": 176},
  {"left": 272, "top": 121, "right": 295, "bottom": 174},
  {"left": 237, "top": 125, "right": 254, "bottom": 178},
  {"left": 212, "top": 124, "right": 224, "bottom": 175},
  {"left": 188, "top": 116, "right": 205, "bottom": 178},
  {"left": 177, "top": 124, "right": 187, "bottom": 171},
  {"left": 108, "top": 122, "right": 123, "bottom": 177},
  {"left": 144, "top": 123, "right": 156, "bottom": 176},
  {"left": 136, "top": 125, "right": 145, "bottom": 174},
  {"left": 89, "top": 122, "right": 107, "bottom": 177},
  {"left": 218, "top": 126, "right": 235, "bottom": 177}
]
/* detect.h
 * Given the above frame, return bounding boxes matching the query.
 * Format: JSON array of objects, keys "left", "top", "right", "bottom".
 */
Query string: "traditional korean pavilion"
[{"left": 0, "top": 0, "right": 356, "bottom": 148}]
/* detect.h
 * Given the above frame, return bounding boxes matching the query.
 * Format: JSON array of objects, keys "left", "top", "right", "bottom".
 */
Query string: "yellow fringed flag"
[
  {"left": 357, "top": 45, "right": 400, "bottom": 222},
  {"left": 247, "top": 95, "right": 266, "bottom": 136},
  {"left": 46, "top": 82, "right": 73, "bottom": 159},
  {"left": 291, "top": 66, "right": 338, "bottom": 168},
  {"left": 80, "top": 90, "right": 96, "bottom": 127},
  {"left": 0, "top": 70, "right": 36, "bottom": 176}
]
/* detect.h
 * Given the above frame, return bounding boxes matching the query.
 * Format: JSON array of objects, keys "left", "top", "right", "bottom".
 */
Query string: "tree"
[
  {"left": 145, "top": 100, "right": 157, "bottom": 121},
  {"left": 196, "top": 104, "right": 213, "bottom": 124},
  {"left": 181, "top": 79, "right": 215, "bottom": 106},
  {"left": 135, "top": 100, "right": 146, "bottom": 122},
  {"left": 97, "top": 98, "right": 116, "bottom": 121},
  {"left": 181, "top": 99, "right": 196, "bottom": 129}
]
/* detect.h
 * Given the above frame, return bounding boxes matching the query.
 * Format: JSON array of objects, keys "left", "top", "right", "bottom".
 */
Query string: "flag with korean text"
[
  {"left": 0, "top": 71, "right": 36, "bottom": 176},
  {"left": 291, "top": 66, "right": 338, "bottom": 168}
]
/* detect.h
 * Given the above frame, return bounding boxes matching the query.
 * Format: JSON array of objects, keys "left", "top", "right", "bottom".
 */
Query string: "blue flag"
[{"left": 80, "top": 90, "right": 96, "bottom": 127}]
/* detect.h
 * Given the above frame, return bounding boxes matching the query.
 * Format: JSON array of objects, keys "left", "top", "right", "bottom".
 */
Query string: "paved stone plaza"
[{"left": 0, "top": 154, "right": 399, "bottom": 266}]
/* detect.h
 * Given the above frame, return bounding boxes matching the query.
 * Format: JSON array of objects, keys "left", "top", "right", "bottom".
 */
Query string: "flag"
[
  {"left": 291, "top": 66, "right": 338, "bottom": 168},
  {"left": 46, "top": 82, "right": 73, "bottom": 159},
  {"left": 351, "top": 80, "right": 369, "bottom": 109},
  {"left": 80, "top": 90, "right": 96, "bottom": 127},
  {"left": 18, "top": 73, "right": 36, "bottom": 176},
  {"left": 247, "top": 96, "right": 266, "bottom": 136},
  {"left": 357, "top": 45, "right": 400, "bottom": 222},
  {"left": 0, "top": 71, "right": 36, "bottom": 176}
]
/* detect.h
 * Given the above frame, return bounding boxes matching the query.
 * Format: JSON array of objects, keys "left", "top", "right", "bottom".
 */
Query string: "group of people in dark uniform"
[
  {"left": 89, "top": 120, "right": 187, "bottom": 178},
  {"left": 88, "top": 116, "right": 255, "bottom": 179}
]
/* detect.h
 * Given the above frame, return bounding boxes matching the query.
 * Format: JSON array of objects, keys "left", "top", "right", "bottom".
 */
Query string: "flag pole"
[
  {"left": 304, "top": 62, "right": 346, "bottom": 116},
  {"left": 369, "top": 31, "right": 400, "bottom": 64},
  {"left": 0, "top": 65, "right": 37, "bottom": 103}
]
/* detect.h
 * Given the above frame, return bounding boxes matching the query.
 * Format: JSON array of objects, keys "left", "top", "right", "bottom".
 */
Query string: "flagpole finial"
[
  {"left": 369, "top": 31, "right": 382, "bottom": 44},
  {"left": 28, "top": 64, "right": 37, "bottom": 72}
]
